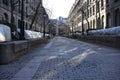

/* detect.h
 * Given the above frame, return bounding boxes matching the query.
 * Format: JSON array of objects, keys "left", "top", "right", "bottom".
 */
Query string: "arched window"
[
  {"left": 4, "top": 13, "right": 9, "bottom": 23},
  {"left": 101, "top": 15, "right": 104, "bottom": 28},
  {"left": 97, "top": 17, "right": 101, "bottom": 29},
  {"left": 115, "top": 9, "right": 120, "bottom": 26},
  {"left": 93, "top": 19, "right": 95, "bottom": 29},
  {"left": 107, "top": 13, "right": 111, "bottom": 28}
]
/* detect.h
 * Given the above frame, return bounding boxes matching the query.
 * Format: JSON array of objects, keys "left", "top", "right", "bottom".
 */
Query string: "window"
[
  {"left": 90, "top": 20, "right": 92, "bottom": 28},
  {"left": 115, "top": 9, "right": 120, "bottom": 26},
  {"left": 90, "top": 7, "right": 92, "bottom": 16},
  {"left": 3, "top": 0, "right": 9, "bottom": 6},
  {"left": 18, "top": 19, "right": 21, "bottom": 28},
  {"left": 26, "top": 23, "right": 28, "bottom": 30},
  {"left": 87, "top": 0, "right": 89, "bottom": 5},
  {"left": 90, "top": 0, "right": 91, "bottom": 3},
  {"left": 114, "top": 0, "right": 118, "bottom": 2},
  {"left": 101, "top": 0, "right": 104, "bottom": 7},
  {"left": 93, "top": 5, "right": 95, "bottom": 15},
  {"left": 93, "top": 19, "right": 95, "bottom": 29},
  {"left": 97, "top": 1, "right": 100, "bottom": 12},
  {"left": 106, "top": 0, "right": 110, "bottom": 3},
  {"left": 26, "top": 7, "right": 28, "bottom": 17},
  {"left": 101, "top": 15, "right": 104, "bottom": 28},
  {"left": 87, "top": 9, "right": 89, "bottom": 18},
  {"left": 4, "top": 13, "right": 9, "bottom": 22},
  {"left": 107, "top": 13, "right": 111, "bottom": 28},
  {"left": 97, "top": 17, "right": 101, "bottom": 29}
]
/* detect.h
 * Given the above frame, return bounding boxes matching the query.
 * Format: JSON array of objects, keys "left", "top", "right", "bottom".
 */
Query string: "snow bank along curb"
[
  {"left": 0, "top": 38, "right": 49, "bottom": 64},
  {"left": 67, "top": 26, "right": 120, "bottom": 48},
  {"left": 70, "top": 35, "right": 120, "bottom": 48},
  {"left": 88, "top": 26, "right": 120, "bottom": 36}
]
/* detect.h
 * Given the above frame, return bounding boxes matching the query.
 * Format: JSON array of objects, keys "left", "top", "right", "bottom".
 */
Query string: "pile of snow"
[
  {"left": 17, "top": 29, "right": 50, "bottom": 39},
  {"left": 0, "top": 24, "right": 11, "bottom": 42},
  {"left": 88, "top": 26, "right": 120, "bottom": 36},
  {"left": 25, "top": 30, "right": 43, "bottom": 39}
]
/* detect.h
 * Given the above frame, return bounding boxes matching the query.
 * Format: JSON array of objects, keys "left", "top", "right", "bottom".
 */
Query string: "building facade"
[
  {"left": 68, "top": 0, "right": 120, "bottom": 32},
  {"left": 0, "top": 0, "right": 48, "bottom": 32},
  {"left": 50, "top": 17, "right": 69, "bottom": 36}
]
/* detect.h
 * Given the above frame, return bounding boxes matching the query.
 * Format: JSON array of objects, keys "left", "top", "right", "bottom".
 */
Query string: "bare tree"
[
  {"left": 29, "top": 0, "right": 42, "bottom": 30},
  {"left": 80, "top": 0, "right": 90, "bottom": 33},
  {"left": 10, "top": 0, "right": 20, "bottom": 32},
  {"left": 10, "top": 0, "right": 20, "bottom": 24}
]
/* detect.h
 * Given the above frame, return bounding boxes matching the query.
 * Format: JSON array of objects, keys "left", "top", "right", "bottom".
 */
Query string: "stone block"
[{"left": 0, "top": 42, "right": 15, "bottom": 64}]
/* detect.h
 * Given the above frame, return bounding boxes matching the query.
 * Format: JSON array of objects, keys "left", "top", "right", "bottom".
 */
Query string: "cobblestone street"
[{"left": 0, "top": 37, "right": 120, "bottom": 80}]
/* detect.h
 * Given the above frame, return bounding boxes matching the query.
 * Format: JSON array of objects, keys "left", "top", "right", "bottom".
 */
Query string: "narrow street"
[{"left": 0, "top": 37, "right": 120, "bottom": 80}]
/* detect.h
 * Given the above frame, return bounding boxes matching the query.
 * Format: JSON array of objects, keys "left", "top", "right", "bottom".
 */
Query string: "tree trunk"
[
  {"left": 29, "top": 1, "right": 42, "bottom": 30},
  {"left": 10, "top": 0, "right": 14, "bottom": 24}
]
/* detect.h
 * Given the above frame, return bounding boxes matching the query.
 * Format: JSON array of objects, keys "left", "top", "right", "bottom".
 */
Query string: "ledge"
[
  {"left": 0, "top": 38, "right": 49, "bottom": 64},
  {"left": 68, "top": 35, "right": 120, "bottom": 48}
]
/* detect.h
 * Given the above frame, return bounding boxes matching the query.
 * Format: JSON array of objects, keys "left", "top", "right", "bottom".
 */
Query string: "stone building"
[
  {"left": 0, "top": 0, "right": 48, "bottom": 32},
  {"left": 68, "top": 0, "right": 120, "bottom": 32}
]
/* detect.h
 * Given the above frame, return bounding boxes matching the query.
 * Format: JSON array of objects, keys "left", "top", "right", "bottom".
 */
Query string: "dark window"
[
  {"left": 106, "top": 0, "right": 110, "bottom": 3},
  {"left": 3, "top": 0, "right": 9, "bottom": 6},
  {"left": 93, "top": 19, "right": 95, "bottom": 29},
  {"left": 90, "top": 7, "right": 92, "bottom": 16},
  {"left": 115, "top": 9, "right": 120, "bottom": 26},
  {"left": 18, "top": 19, "right": 21, "bottom": 28},
  {"left": 107, "top": 13, "right": 111, "bottom": 28},
  {"left": 93, "top": 5, "right": 95, "bottom": 15},
  {"left": 26, "top": 7, "right": 28, "bottom": 17},
  {"left": 97, "top": 17, "right": 101, "bottom": 29},
  {"left": 87, "top": 9, "right": 89, "bottom": 18},
  {"left": 101, "top": 0, "right": 104, "bottom": 7},
  {"left": 4, "top": 13, "right": 9, "bottom": 22},
  {"left": 97, "top": 1, "right": 100, "bottom": 12},
  {"left": 114, "top": 0, "right": 118, "bottom": 2},
  {"left": 26, "top": 23, "right": 28, "bottom": 30},
  {"left": 101, "top": 15, "right": 104, "bottom": 28}
]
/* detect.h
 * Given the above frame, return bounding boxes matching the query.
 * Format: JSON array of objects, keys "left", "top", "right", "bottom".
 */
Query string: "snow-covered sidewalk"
[{"left": 0, "top": 37, "right": 120, "bottom": 80}]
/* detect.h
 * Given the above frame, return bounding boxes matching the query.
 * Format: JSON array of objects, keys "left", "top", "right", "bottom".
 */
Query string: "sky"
[{"left": 43, "top": 0, "right": 75, "bottom": 19}]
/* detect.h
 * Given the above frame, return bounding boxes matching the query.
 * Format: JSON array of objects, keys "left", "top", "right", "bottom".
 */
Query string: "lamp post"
[
  {"left": 20, "top": 0, "right": 25, "bottom": 40},
  {"left": 43, "top": 14, "right": 46, "bottom": 37}
]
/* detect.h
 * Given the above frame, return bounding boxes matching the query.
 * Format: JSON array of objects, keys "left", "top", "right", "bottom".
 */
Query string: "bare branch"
[
  {"left": 13, "top": 0, "right": 20, "bottom": 5},
  {"left": 29, "top": 0, "right": 42, "bottom": 30}
]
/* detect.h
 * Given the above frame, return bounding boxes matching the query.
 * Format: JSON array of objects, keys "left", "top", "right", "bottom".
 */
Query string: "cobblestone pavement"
[{"left": 0, "top": 37, "right": 120, "bottom": 80}]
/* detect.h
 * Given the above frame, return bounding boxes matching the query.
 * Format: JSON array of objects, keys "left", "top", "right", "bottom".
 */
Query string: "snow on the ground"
[
  {"left": 0, "top": 24, "right": 11, "bottom": 42},
  {"left": 88, "top": 26, "right": 120, "bottom": 36},
  {"left": 25, "top": 30, "right": 43, "bottom": 39}
]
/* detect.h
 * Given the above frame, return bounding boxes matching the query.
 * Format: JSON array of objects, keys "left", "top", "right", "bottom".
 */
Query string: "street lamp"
[{"left": 43, "top": 13, "right": 47, "bottom": 37}]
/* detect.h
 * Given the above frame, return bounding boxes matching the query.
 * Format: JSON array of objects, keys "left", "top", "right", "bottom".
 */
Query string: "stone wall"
[
  {"left": 0, "top": 38, "right": 49, "bottom": 64},
  {"left": 68, "top": 34, "right": 120, "bottom": 48}
]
